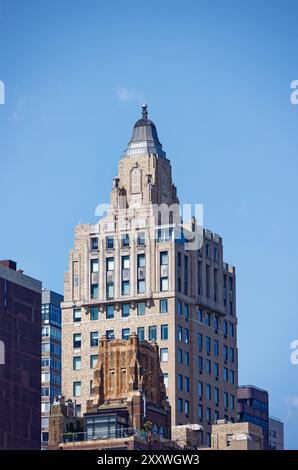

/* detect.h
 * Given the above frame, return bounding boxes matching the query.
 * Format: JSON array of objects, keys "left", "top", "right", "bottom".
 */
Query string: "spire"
[{"left": 123, "top": 105, "right": 166, "bottom": 158}]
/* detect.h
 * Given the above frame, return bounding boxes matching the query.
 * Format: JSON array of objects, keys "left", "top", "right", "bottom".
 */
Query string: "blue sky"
[{"left": 0, "top": 0, "right": 297, "bottom": 448}]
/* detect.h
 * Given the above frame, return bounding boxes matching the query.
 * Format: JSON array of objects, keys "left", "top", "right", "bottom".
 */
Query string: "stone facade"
[
  {"left": 61, "top": 107, "right": 238, "bottom": 445},
  {"left": 210, "top": 419, "right": 264, "bottom": 450}
]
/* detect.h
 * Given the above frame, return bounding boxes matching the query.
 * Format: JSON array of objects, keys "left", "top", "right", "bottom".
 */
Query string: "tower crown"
[{"left": 123, "top": 104, "right": 166, "bottom": 158}]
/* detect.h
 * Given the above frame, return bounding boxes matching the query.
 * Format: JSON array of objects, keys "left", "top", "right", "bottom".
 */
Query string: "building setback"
[
  {"left": 41, "top": 288, "right": 63, "bottom": 449},
  {"left": 0, "top": 260, "right": 41, "bottom": 449},
  {"left": 61, "top": 106, "right": 238, "bottom": 446}
]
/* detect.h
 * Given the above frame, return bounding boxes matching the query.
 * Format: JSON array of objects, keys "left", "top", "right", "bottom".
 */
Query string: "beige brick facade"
[{"left": 61, "top": 107, "right": 238, "bottom": 446}]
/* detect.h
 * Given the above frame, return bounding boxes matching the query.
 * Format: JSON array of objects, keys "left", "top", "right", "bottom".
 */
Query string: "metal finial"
[{"left": 142, "top": 104, "right": 148, "bottom": 119}]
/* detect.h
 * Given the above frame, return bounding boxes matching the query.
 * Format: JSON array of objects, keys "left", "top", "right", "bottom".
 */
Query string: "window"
[
  {"left": 42, "top": 387, "right": 50, "bottom": 397},
  {"left": 73, "top": 381, "right": 81, "bottom": 397},
  {"left": 161, "top": 324, "right": 168, "bottom": 340},
  {"left": 122, "top": 303, "right": 130, "bottom": 318},
  {"left": 198, "top": 308, "right": 203, "bottom": 322},
  {"left": 91, "top": 259, "right": 99, "bottom": 273},
  {"left": 214, "top": 340, "right": 219, "bottom": 356},
  {"left": 122, "top": 255, "right": 130, "bottom": 270},
  {"left": 122, "top": 280, "right": 130, "bottom": 295},
  {"left": 137, "top": 231, "right": 145, "bottom": 245},
  {"left": 206, "top": 384, "right": 211, "bottom": 400},
  {"left": 185, "top": 376, "right": 190, "bottom": 393},
  {"left": 198, "top": 356, "right": 203, "bottom": 372},
  {"left": 205, "top": 311, "right": 211, "bottom": 326},
  {"left": 184, "top": 328, "right": 189, "bottom": 344},
  {"left": 73, "top": 356, "right": 81, "bottom": 370},
  {"left": 206, "top": 359, "right": 211, "bottom": 374},
  {"left": 149, "top": 325, "right": 157, "bottom": 341},
  {"left": 185, "top": 400, "right": 189, "bottom": 417},
  {"left": 224, "top": 392, "right": 229, "bottom": 408},
  {"left": 178, "top": 325, "right": 183, "bottom": 342},
  {"left": 106, "top": 330, "right": 114, "bottom": 341},
  {"left": 206, "top": 243, "right": 210, "bottom": 257},
  {"left": 214, "top": 410, "right": 219, "bottom": 422},
  {"left": 160, "top": 299, "right": 168, "bottom": 314},
  {"left": 121, "top": 233, "right": 129, "bottom": 247},
  {"left": 214, "top": 246, "right": 218, "bottom": 260},
  {"left": 230, "top": 347, "right": 235, "bottom": 363},
  {"left": 229, "top": 369, "right": 234, "bottom": 384},
  {"left": 178, "top": 398, "right": 183, "bottom": 413},
  {"left": 137, "top": 302, "right": 146, "bottom": 316},
  {"left": 137, "top": 279, "right": 145, "bottom": 294},
  {"left": 198, "top": 333, "right": 203, "bottom": 351},
  {"left": 160, "top": 251, "right": 168, "bottom": 265},
  {"left": 184, "top": 351, "right": 189, "bottom": 366},
  {"left": 198, "top": 381, "right": 203, "bottom": 399},
  {"left": 122, "top": 328, "right": 130, "bottom": 340},
  {"left": 214, "top": 387, "right": 219, "bottom": 406},
  {"left": 106, "top": 236, "right": 114, "bottom": 249},
  {"left": 137, "top": 327, "right": 144, "bottom": 341},
  {"left": 41, "top": 417, "right": 49, "bottom": 428},
  {"left": 230, "top": 394, "right": 235, "bottom": 410},
  {"left": 160, "top": 348, "right": 168, "bottom": 362},
  {"left": 214, "top": 362, "right": 219, "bottom": 378},
  {"left": 178, "top": 374, "right": 183, "bottom": 391},
  {"left": 90, "top": 306, "right": 99, "bottom": 321},
  {"left": 90, "top": 237, "right": 98, "bottom": 250},
  {"left": 207, "top": 407, "right": 211, "bottom": 422},
  {"left": 106, "top": 283, "right": 114, "bottom": 299},
  {"left": 178, "top": 348, "right": 183, "bottom": 363},
  {"left": 184, "top": 303, "right": 189, "bottom": 320},
  {"left": 160, "top": 251, "right": 168, "bottom": 291},
  {"left": 223, "top": 367, "right": 228, "bottom": 382},
  {"left": 137, "top": 253, "right": 145, "bottom": 267},
  {"left": 42, "top": 326, "right": 49, "bottom": 337},
  {"left": 224, "top": 345, "right": 228, "bottom": 361},
  {"left": 107, "top": 258, "right": 114, "bottom": 271},
  {"left": 73, "top": 333, "right": 81, "bottom": 349},
  {"left": 198, "top": 404, "right": 203, "bottom": 419},
  {"left": 41, "top": 402, "right": 50, "bottom": 413},
  {"left": 73, "top": 308, "right": 81, "bottom": 323},
  {"left": 206, "top": 336, "right": 211, "bottom": 354},
  {"left": 90, "top": 354, "right": 98, "bottom": 369},
  {"left": 41, "top": 372, "right": 50, "bottom": 383},
  {"left": 177, "top": 300, "right": 182, "bottom": 315},
  {"left": 207, "top": 433, "right": 211, "bottom": 447},
  {"left": 91, "top": 284, "right": 99, "bottom": 299},
  {"left": 214, "top": 316, "right": 219, "bottom": 331},
  {"left": 90, "top": 331, "right": 98, "bottom": 347},
  {"left": 106, "top": 305, "right": 114, "bottom": 319},
  {"left": 229, "top": 323, "right": 234, "bottom": 337},
  {"left": 41, "top": 432, "right": 49, "bottom": 443},
  {"left": 75, "top": 404, "right": 81, "bottom": 418},
  {"left": 160, "top": 277, "right": 168, "bottom": 291},
  {"left": 223, "top": 320, "right": 228, "bottom": 336},
  {"left": 163, "top": 373, "right": 168, "bottom": 388}
]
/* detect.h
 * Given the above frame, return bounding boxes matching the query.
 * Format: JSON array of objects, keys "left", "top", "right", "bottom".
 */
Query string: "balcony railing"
[{"left": 62, "top": 428, "right": 148, "bottom": 444}]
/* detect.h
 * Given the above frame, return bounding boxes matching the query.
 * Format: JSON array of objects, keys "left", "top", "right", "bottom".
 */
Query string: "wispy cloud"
[
  {"left": 286, "top": 395, "right": 298, "bottom": 408},
  {"left": 116, "top": 85, "right": 145, "bottom": 104},
  {"left": 11, "top": 95, "right": 40, "bottom": 124}
]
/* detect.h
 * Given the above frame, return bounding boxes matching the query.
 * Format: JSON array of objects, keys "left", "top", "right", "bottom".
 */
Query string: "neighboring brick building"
[
  {"left": 237, "top": 385, "right": 269, "bottom": 449},
  {"left": 61, "top": 105, "right": 238, "bottom": 446},
  {"left": 0, "top": 260, "right": 41, "bottom": 449},
  {"left": 210, "top": 419, "right": 263, "bottom": 450},
  {"left": 49, "top": 333, "right": 171, "bottom": 449},
  {"left": 269, "top": 416, "right": 284, "bottom": 450}
]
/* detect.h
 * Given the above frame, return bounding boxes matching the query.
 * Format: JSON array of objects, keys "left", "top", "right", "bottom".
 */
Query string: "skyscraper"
[
  {"left": 0, "top": 260, "right": 41, "bottom": 450},
  {"left": 41, "top": 288, "right": 63, "bottom": 449},
  {"left": 61, "top": 106, "right": 238, "bottom": 445}
]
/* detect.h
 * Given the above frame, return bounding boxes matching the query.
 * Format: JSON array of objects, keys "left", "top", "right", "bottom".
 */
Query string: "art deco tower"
[{"left": 61, "top": 106, "right": 238, "bottom": 446}]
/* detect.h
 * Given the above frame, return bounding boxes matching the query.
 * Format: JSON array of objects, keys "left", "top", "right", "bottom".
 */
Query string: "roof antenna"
[{"left": 142, "top": 104, "right": 148, "bottom": 119}]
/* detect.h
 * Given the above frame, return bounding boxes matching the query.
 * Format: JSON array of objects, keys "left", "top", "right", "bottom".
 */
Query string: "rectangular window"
[
  {"left": 73, "top": 381, "right": 81, "bottom": 397},
  {"left": 122, "top": 303, "right": 130, "bottom": 317},
  {"left": 177, "top": 300, "right": 182, "bottom": 315},
  {"left": 230, "top": 394, "right": 235, "bottom": 410},
  {"left": 107, "top": 258, "right": 114, "bottom": 271},
  {"left": 106, "top": 304, "right": 114, "bottom": 319},
  {"left": 106, "top": 236, "right": 114, "bottom": 249},
  {"left": 224, "top": 345, "right": 228, "bottom": 361},
  {"left": 91, "top": 259, "right": 99, "bottom": 273},
  {"left": 198, "top": 308, "right": 203, "bottom": 322},
  {"left": 230, "top": 369, "right": 235, "bottom": 384},
  {"left": 214, "top": 387, "right": 219, "bottom": 405},
  {"left": 185, "top": 400, "right": 189, "bottom": 417},
  {"left": 91, "top": 284, "right": 99, "bottom": 299},
  {"left": 137, "top": 253, "right": 145, "bottom": 267},
  {"left": 90, "top": 237, "right": 98, "bottom": 250},
  {"left": 206, "top": 359, "right": 211, "bottom": 374},
  {"left": 122, "top": 255, "right": 130, "bottom": 269},
  {"left": 198, "top": 404, "right": 203, "bottom": 419},
  {"left": 184, "top": 351, "right": 189, "bottom": 366},
  {"left": 160, "top": 348, "right": 168, "bottom": 362},
  {"left": 160, "top": 299, "right": 168, "bottom": 314},
  {"left": 90, "top": 331, "right": 98, "bottom": 347},
  {"left": 214, "top": 339, "right": 219, "bottom": 356},
  {"left": 224, "top": 392, "right": 229, "bottom": 408},
  {"left": 121, "top": 233, "right": 129, "bottom": 247},
  {"left": 163, "top": 373, "right": 168, "bottom": 388},
  {"left": 230, "top": 347, "right": 235, "bottom": 363},
  {"left": 214, "top": 362, "right": 219, "bottom": 378},
  {"left": 90, "top": 354, "right": 98, "bottom": 369},
  {"left": 122, "top": 328, "right": 130, "bottom": 340},
  {"left": 207, "top": 407, "right": 211, "bottom": 422},
  {"left": 206, "top": 336, "right": 211, "bottom": 354},
  {"left": 106, "top": 283, "right": 114, "bottom": 299},
  {"left": 223, "top": 320, "right": 228, "bottom": 336},
  {"left": 73, "top": 356, "right": 81, "bottom": 370},
  {"left": 137, "top": 302, "right": 146, "bottom": 316},
  {"left": 160, "top": 251, "right": 168, "bottom": 265},
  {"left": 205, "top": 311, "right": 211, "bottom": 326},
  {"left": 73, "top": 308, "right": 82, "bottom": 323},
  {"left": 178, "top": 325, "right": 182, "bottom": 342},
  {"left": 106, "top": 330, "right": 114, "bottom": 341},
  {"left": 137, "top": 327, "right": 145, "bottom": 341},
  {"left": 122, "top": 280, "right": 130, "bottom": 295},
  {"left": 160, "top": 277, "right": 169, "bottom": 291},
  {"left": 161, "top": 324, "right": 168, "bottom": 340},
  {"left": 206, "top": 384, "right": 211, "bottom": 400},
  {"left": 178, "top": 348, "right": 183, "bottom": 363},
  {"left": 214, "top": 316, "right": 219, "bottom": 331},
  {"left": 198, "top": 356, "right": 203, "bottom": 372},
  {"left": 90, "top": 306, "right": 99, "bottom": 321},
  {"left": 73, "top": 333, "right": 81, "bottom": 349},
  {"left": 178, "top": 398, "right": 183, "bottom": 413},
  {"left": 229, "top": 323, "right": 234, "bottom": 337},
  {"left": 198, "top": 381, "right": 203, "bottom": 399},
  {"left": 184, "top": 303, "right": 189, "bottom": 320},
  {"left": 137, "top": 279, "right": 145, "bottom": 294},
  {"left": 178, "top": 373, "right": 183, "bottom": 391},
  {"left": 137, "top": 231, "right": 145, "bottom": 245},
  {"left": 184, "top": 376, "right": 190, "bottom": 393},
  {"left": 184, "top": 328, "right": 189, "bottom": 344},
  {"left": 223, "top": 367, "right": 228, "bottom": 382},
  {"left": 198, "top": 333, "right": 203, "bottom": 351},
  {"left": 149, "top": 325, "right": 157, "bottom": 341}
]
